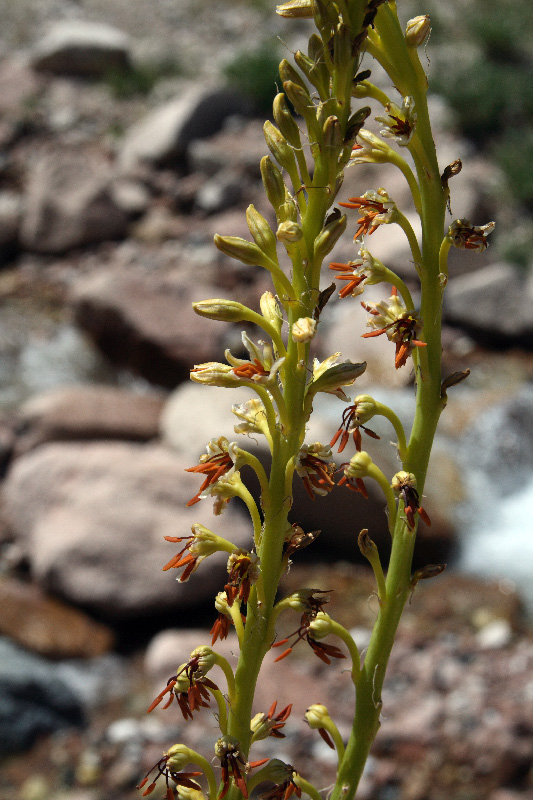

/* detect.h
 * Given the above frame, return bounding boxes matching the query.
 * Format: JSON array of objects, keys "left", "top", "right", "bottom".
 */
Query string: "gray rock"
[
  {"left": 194, "top": 168, "right": 243, "bottom": 214},
  {"left": 15, "top": 384, "right": 165, "bottom": 453},
  {"left": 0, "top": 191, "right": 23, "bottom": 248},
  {"left": 0, "top": 637, "right": 84, "bottom": 755},
  {"left": 20, "top": 146, "right": 128, "bottom": 254},
  {"left": 118, "top": 86, "right": 251, "bottom": 171},
  {"left": 444, "top": 262, "right": 533, "bottom": 341},
  {"left": 31, "top": 21, "right": 131, "bottom": 78},
  {"left": 2, "top": 442, "right": 254, "bottom": 618}
]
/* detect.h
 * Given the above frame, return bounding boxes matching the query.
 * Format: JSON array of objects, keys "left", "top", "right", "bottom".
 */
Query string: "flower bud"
[
  {"left": 345, "top": 451, "right": 373, "bottom": 478},
  {"left": 260, "top": 156, "right": 286, "bottom": 214},
  {"left": 358, "top": 528, "right": 378, "bottom": 560},
  {"left": 277, "top": 220, "right": 303, "bottom": 244},
  {"left": 391, "top": 471, "right": 416, "bottom": 494},
  {"left": 304, "top": 704, "right": 330, "bottom": 729},
  {"left": 193, "top": 299, "right": 254, "bottom": 323},
  {"left": 190, "top": 646, "right": 217, "bottom": 675},
  {"left": 246, "top": 204, "right": 278, "bottom": 260},
  {"left": 309, "top": 611, "right": 333, "bottom": 639},
  {"left": 260, "top": 291, "right": 283, "bottom": 334},
  {"left": 344, "top": 107, "right": 372, "bottom": 144},
  {"left": 313, "top": 214, "right": 347, "bottom": 261},
  {"left": 294, "top": 49, "right": 329, "bottom": 97},
  {"left": 273, "top": 92, "right": 301, "bottom": 148},
  {"left": 333, "top": 22, "right": 352, "bottom": 68},
  {"left": 279, "top": 58, "right": 307, "bottom": 91},
  {"left": 264, "top": 120, "right": 298, "bottom": 173},
  {"left": 214, "top": 234, "right": 269, "bottom": 267},
  {"left": 232, "top": 398, "right": 268, "bottom": 435},
  {"left": 282, "top": 80, "right": 314, "bottom": 121},
  {"left": 276, "top": 0, "right": 314, "bottom": 18},
  {"left": 405, "top": 15, "right": 431, "bottom": 47},
  {"left": 166, "top": 744, "right": 194, "bottom": 772},
  {"left": 323, "top": 115, "right": 342, "bottom": 148},
  {"left": 292, "top": 317, "right": 317, "bottom": 343},
  {"left": 279, "top": 195, "right": 298, "bottom": 222},
  {"left": 215, "top": 590, "right": 231, "bottom": 616},
  {"left": 351, "top": 394, "right": 378, "bottom": 423}
]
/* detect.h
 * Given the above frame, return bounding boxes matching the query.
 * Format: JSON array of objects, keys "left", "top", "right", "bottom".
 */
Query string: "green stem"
[
  {"left": 395, "top": 210, "right": 423, "bottom": 268},
  {"left": 375, "top": 402, "right": 408, "bottom": 463},
  {"left": 189, "top": 752, "right": 218, "bottom": 800},
  {"left": 212, "top": 652, "right": 236, "bottom": 707},
  {"left": 211, "top": 688, "right": 228, "bottom": 735},
  {"left": 327, "top": 619, "right": 361, "bottom": 684},
  {"left": 234, "top": 484, "right": 262, "bottom": 548},
  {"left": 293, "top": 776, "right": 323, "bottom": 800}
]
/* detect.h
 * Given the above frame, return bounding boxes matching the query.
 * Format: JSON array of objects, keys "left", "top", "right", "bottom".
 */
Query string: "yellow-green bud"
[
  {"left": 304, "top": 704, "right": 330, "bottom": 729},
  {"left": 215, "top": 591, "right": 231, "bottom": 616},
  {"left": 279, "top": 59, "right": 307, "bottom": 91},
  {"left": 333, "top": 22, "right": 352, "bottom": 68},
  {"left": 246, "top": 204, "right": 278, "bottom": 260},
  {"left": 260, "top": 156, "right": 286, "bottom": 214},
  {"left": 352, "top": 394, "right": 378, "bottom": 423},
  {"left": 345, "top": 451, "right": 373, "bottom": 478},
  {"left": 277, "top": 220, "right": 303, "bottom": 244},
  {"left": 283, "top": 80, "right": 314, "bottom": 121},
  {"left": 309, "top": 611, "right": 333, "bottom": 639},
  {"left": 250, "top": 712, "right": 271, "bottom": 741},
  {"left": 214, "top": 234, "right": 269, "bottom": 267},
  {"left": 193, "top": 299, "right": 254, "bottom": 323},
  {"left": 323, "top": 115, "right": 342, "bottom": 148},
  {"left": 405, "top": 15, "right": 431, "bottom": 47},
  {"left": 259, "top": 291, "right": 283, "bottom": 334},
  {"left": 313, "top": 214, "right": 347, "bottom": 261},
  {"left": 190, "top": 646, "right": 217, "bottom": 675},
  {"left": 279, "top": 194, "right": 298, "bottom": 222},
  {"left": 292, "top": 317, "right": 317, "bottom": 343},
  {"left": 294, "top": 49, "right": 329, "bottom": 98},
  {"left": 276, "top": 0, "right": 314, "bottom": 18},
  {"left": 264, "top": 120, "right": 298, "bottom": 173},
  {"left": 273, "top": 92, "right": 301, "bottom": 148},
  {"left": 166, "top": 744, "right": 193, "bottom": 772}
]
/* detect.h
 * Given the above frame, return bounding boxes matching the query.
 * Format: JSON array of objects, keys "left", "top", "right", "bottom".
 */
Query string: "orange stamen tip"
[{"left": 274, "top": 648, "right": 293, "bottom": 662}]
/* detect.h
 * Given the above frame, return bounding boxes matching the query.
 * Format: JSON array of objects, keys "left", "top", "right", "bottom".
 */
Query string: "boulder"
[
  {"left": 2, "top": 442, "right": 254, "bottom": 619},
  {"left": 70, "top": 270, "right": 234, "bottom": 387},
  {"left": 15, "top": 384, "right": 165, "bottom": 453},
  {"left": 0, "top": 577, "right": 114, "bottom": 658},
  {"left": 20, "top": 146, "right": 128, "bottom": 254},
  {"left": 118, "top": 86, "right": 251, "bottom": 171},
  {"left": 0, "top": 637, "right": 84, "bottom": 755},
  {"left": 31, "top": 21, "right": 131, "bottom": 78}
]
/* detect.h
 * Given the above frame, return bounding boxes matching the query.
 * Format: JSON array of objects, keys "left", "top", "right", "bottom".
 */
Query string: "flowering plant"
[{"left": 139, "top": 2, "right": 493, "bottom": 799}]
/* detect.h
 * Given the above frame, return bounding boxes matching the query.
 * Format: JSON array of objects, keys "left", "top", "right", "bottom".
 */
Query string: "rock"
[
  {"left": 0, "top": 57, "right": 41, "bottom": 116},
  {"left": 118, "top": 86, "right": 251, "bottom": 171},
  {"left": 15, "top": 385, "right": 165, "bottom": 453},
  {"left": 0, "top": 637, "right": 84, "bottom": 755},
  {"left": 31, "top": 21, "right": 131, "bottom": 78},
  {"left": 475, "top": 618, "right": 513, "bottom": 650},
  {"left": 70, "top": 270, "right": 234, "bottom": 387},
  {"left": 110, "top": 179, "right": 151, "bottom": 217},
  {"left": 2, "top": 442, "right": 254, "bottom": 618},
  {"left": 194, "top": 168, "right": 243, "bottom": 214},
  {"left": 0, "top": 577, "right": 114, "bottom": 658},
  {"left": 20, "top": 146, "right": 128, "bottom": 254},
  {"left": 188, "top": 118, "right": 267, "bottom": 177},
  {"left": 444, "top": 263, "right": 533, "bottom": 344}
]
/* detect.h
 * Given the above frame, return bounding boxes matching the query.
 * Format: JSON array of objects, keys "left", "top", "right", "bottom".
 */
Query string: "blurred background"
[{"left": 0, "top": 1, "right": 532, "bottom": 799}]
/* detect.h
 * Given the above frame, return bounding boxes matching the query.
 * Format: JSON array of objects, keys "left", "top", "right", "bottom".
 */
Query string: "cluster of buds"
[{"left": 362, "top": 294, "right": 426, "bottom": 369}]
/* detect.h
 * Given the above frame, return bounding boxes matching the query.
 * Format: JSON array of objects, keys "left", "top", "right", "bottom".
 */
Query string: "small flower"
[
  {"left": 339, "top": 189, "right": 397, "bottom": 239},
  {"left": 185, "top": 437, "right": 235, "bottom": 507},
  {"left": 362, "top": 293, "right": 426, "bottom": 369},
  {"left": 329, "top": 246, "right": 388, "bottom": 299},
  {"left": 304, "top": 704, "right": 335, "bottom": 750},
  {"left": 295, "top": 443, "right": 336, "bottom": 500},
  {"left": 330, "top": 395, "right": 380, "bottom": 453},
  {"left": 191, "top": 333, "right": 285, "bottom": 389},
  {"left": 210, "top": 591, "right": 239, "bottom": 645},
  {"left": 350, "top": 129, "right": 394, "bottom": 165},
  {"left": 137, "top": 745, "right": 202, "bottom": 799},
  {"left": 215, "top": 736, "right": 268, "bottom": 799},
  {"left": 225, "top": 549, "right": 260, "bottom": 606},
  {"left": 405, "top": 15, "right": 431, "bottom": 47},
  {"left": 337, "top": 451, "right": 373, "bottom": 499},
  {"left": 146, "top": 651, "right": 219, "bottom": 719},
  {"left": 391, "top": 471, "right": 431, "bottom": 530},
  {"left": 251, "top": 700, "right": 293, "bottom": 741},
  {"left": 258, "top": 761, "right": 302, "bottom": 800},
  {"left": 272, "top": 595, "right": 345, "bottom": 665},
  {"left": 448, "top": 219, "right": 495, "bottom": 252},
  {"left": 162, "top": 523, "right": 235, "bottom": 581},
  {"left": 309, "top": 353, "right": 367, "bottom": 402},
  {"left": 232, "top": 398, "right": 269, "bottom": 436},
  {"left": 375, "top": 97, "right": 417, "bottom": 146}
]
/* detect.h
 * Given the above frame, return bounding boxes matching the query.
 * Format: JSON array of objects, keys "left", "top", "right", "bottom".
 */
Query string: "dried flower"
[
  {"left": 283, "top": 524, "right": 321, "bottom": 559},
  {"left": 448, "top": 219, "right": 495, "bottom": 252},
  {"left": 137, "top": 745, "right": 202, "bottom": 799},
  {"left": 339, "top": 189, "right": 397, "bottom": 239},
  {"left": 295, "top": 443, "right": 336, "bottom": 500}
]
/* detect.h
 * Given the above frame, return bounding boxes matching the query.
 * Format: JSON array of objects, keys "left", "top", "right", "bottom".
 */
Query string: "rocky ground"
[{"left": 0, "top": 4, "right": 532, "bottom": 800}]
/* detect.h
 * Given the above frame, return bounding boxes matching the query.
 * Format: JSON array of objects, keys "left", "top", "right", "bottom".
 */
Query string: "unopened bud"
[
  {"left": 277, "top": 220, "right": 303, "bottom": 243},
  {"left": 190, "top": 646, "right": 217, "bottom": 674},
  {"left": 215, "top": 591, "right": 231, "bottom": 615},
  {"left": 283, "top": 80, "right": 314, "bottom": 120},
  {"left": 304, "top": 704, "right": 330, "bottom": 729},
  {"left": 279, "top": 59, "right": 307, "bottom": 91},
  {"left": 309, "top": 611, "right": 333, "bottom": 639},
  {"left": 292, "top": 317, "right": 317, "bottom": 343},
  {"left": 214, "top": 234, "right": 269, "bottom": 267},
  {"left": 323, "top": 115, "right": 342, "bottom": 148},
  {"left": 264, "top": 120, "right": 298, "bottom": 173},
  {"left": 279, "top": 195, "right": 298, "bottom": 223},
  {"left": 358, "top": 528, "right": 378, "bottom": 560},
  {"left": 193, "top": 298, "right": 253, "bottom": 323},
  {"left": 246, "top": 204, "right": 278, "bottom": 260},
  {"left": 314, "top": 214, "right": 347, "bottom": 261},
  {"left": 166, "top": 744, "right": 194, "bottom": 773},
  {"left": 352, "top": 394, "right": 378, "bottom": 423},
  {"left": 276, "top": 0, "right": 314, "bottom": 18},
  {"left": 260, "top": 156, "right": 286, "bottom": 214},
  {"left": 260, "top": 291, "right": 283, "bottom": 333},
  {"left": 344, "top": 107, "right": 372, "bottom": 143},
  {"left": 405, "top": 15, "right": 431, "bottom": 48},
  {"left": 273, "top": 93, "right": 301, "bottom": 148}
]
